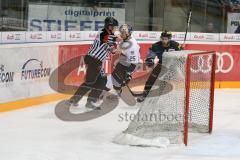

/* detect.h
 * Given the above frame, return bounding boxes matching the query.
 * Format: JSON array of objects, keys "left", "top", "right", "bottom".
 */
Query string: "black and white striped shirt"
[{"left": 88, "top": 29, "right": 116, "bottom": 62}]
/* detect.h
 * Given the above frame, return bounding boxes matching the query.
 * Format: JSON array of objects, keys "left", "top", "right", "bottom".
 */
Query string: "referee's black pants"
[{"left": 70, "top": 55, "right": 107, "bottom": 104}]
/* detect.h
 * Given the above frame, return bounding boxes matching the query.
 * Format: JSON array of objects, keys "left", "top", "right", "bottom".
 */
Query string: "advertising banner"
[
  {"left": 26, "top": 31, "right": 47, "bottom": 43},
  {"left": 65, "top": 31, "right": 82, "bottom": 41},
  {"left": 227, "top": 12, "right": 240, "bottom": 33},
  {"left": 132, "top": 31, "right": 161, "bottom": 41},
  {"left": 1, "top": 31, "right": 240, "bottom": 44},
  {"left": 28, "top": 4, "right": 125, "bottom": 31},
  {"left": 1, "top": 32, "right": 26, "bottom": 44},
  {"left": 0, "top": 46, "right": 58, "bottom": 103},
  {"left": 46, "top": 31, "right": 66, "bottom": 42},
  {"left": 189, "top": 32, "right": 220, "bottom": 41},
  {"left": 219, "top": 33, "right": 240, "bottom": 41},
  {"left": 184, "top": 44, "right": 240, "bottom": 82},
  {"left": 58, "top": 43, "right": 240, "bottom": 87}
]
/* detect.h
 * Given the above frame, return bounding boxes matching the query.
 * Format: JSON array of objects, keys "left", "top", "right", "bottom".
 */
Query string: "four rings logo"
[{"left": 191, "top": 52, "right": 234, "bottom": 74}]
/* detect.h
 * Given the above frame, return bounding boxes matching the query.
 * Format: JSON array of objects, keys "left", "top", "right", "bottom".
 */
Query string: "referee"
[{"left": 68, "top": 17, "right": 119, "bottom": 109}]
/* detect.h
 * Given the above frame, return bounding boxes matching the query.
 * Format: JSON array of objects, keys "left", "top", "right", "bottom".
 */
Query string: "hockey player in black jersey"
[
  {"left": 137, "top": 31, "right": 182, "bottom": 102},
  {"left": 68, "top": 17, "right": 119, "bottom": 109}
]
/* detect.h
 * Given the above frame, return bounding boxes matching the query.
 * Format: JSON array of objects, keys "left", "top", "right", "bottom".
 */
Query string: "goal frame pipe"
[
  {"left": 183, "top": 51, "right": 216, "bottom": 146},
  {"left": 184, "top": 54, "right": 191, "bottom": 146},
  {"left": 209, "top": 52, "right": 216, "bottom": 133}
]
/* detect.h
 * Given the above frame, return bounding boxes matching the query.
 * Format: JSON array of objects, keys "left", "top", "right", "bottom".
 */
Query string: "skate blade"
[{"left": 69, "top": 106, "right": 88, "bottom": 114}]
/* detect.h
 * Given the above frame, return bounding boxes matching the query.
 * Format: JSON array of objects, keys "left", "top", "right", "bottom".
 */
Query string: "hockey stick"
[
  {"left": 125, "top": 84, "right": 143, "bottom": 97},
  {"left": 112, "top": 66, "right": 143, "bottom": 97},
  {"left": 183, "top": 0, "right": 193, "bottom": 47}
]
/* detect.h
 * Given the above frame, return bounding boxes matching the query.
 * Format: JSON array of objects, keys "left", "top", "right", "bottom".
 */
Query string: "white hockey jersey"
[{"left": 120, "top": 37, "right": 140, "bottom": 64}]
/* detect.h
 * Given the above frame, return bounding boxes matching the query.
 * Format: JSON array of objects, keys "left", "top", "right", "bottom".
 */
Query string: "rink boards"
[{"left": 1, "top": 34, "right": 240, "bottom": 112}]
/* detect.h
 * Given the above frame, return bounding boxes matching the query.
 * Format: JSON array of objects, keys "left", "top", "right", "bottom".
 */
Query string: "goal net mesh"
[{"left": 113, "top": 50, "right": 215, "bottom": 147}]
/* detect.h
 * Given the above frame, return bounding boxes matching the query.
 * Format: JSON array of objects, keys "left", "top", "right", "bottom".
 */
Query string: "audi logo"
[{"left": 190, "top": 52, "right": 234, "bottom": 74}]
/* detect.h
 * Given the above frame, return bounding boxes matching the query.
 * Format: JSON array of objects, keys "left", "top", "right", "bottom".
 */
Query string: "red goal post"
[{"left": 184, "top": 51, "right": 216, "bottom": 145}]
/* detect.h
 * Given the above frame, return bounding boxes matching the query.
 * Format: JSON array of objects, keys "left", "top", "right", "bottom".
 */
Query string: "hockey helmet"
[
  {"left": 119, "top": 24, "right": 133, "bottom": 37},
  {"left": 104, "top": 17, "right": 119, "bottom": 28},
  {"left": 161, "top": 30, "right": 172, "bottom": 39}
]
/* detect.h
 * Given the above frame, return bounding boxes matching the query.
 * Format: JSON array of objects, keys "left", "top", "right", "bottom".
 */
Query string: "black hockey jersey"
[{"left": 145, "top": 40, "right": 182, "bottom": 66}]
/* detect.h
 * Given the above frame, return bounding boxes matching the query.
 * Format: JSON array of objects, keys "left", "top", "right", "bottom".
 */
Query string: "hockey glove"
[
  {"left": 145, "top": 58, "right": 154, "bottom": 67},
  {"left": 124, "top": 72, "right": 132, "bottom": 85}
]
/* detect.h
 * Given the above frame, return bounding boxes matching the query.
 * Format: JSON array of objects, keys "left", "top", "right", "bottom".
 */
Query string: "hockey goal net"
[{"left": 113, "top": 50, "right": 216, "bottom": 147}]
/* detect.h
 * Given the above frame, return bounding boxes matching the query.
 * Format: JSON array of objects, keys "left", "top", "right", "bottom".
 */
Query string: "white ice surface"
[{"left": 0, "top": 89, "right": 240, "bottom": 160}]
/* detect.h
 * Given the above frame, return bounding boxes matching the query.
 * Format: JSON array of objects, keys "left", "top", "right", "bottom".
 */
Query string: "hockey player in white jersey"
[{"left": 111, "top": 24, "right": 140, "bottom": 102}]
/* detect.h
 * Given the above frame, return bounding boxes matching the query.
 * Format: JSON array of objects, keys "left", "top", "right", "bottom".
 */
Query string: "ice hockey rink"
[{"left": 0, "top": 89, "right": 240, "bottom": 160}]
